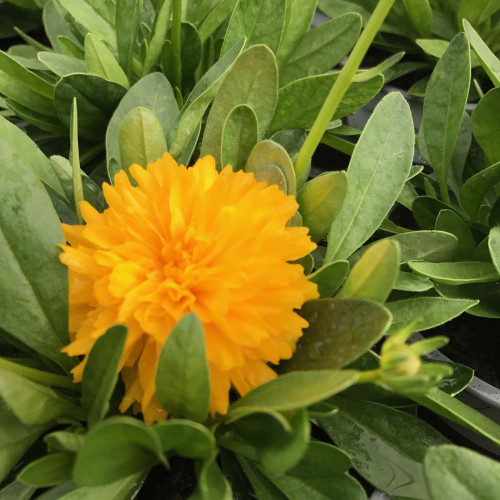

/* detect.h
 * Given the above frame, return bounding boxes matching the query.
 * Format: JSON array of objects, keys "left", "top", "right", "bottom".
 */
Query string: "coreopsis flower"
[{"left": 60, "top": 153, "right": 318, "bottom": 423}]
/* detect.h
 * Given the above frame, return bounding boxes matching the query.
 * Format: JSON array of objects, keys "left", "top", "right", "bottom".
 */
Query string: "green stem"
[
  {"left": 172, "top": 0, "right": 183, "bottom": 93},
  {"left": 356, "top": 369, "right": 381, "bottom": 385},
  {"left": 440, "top": 178, "right": 451, "bottom": 204},
  {"left": 0, "top": 358, "right": 77, "bottom": 390},
  {"left": 294, "top": 0, "right": 396, "bottom": 181},
  {"left": 71, "top": 98, "right": 84, "bottom": 224}
]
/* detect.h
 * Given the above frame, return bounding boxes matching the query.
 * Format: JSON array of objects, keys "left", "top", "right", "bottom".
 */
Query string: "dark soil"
[{"left": 426, "top": 314, "right": 500, "bottom": 388}]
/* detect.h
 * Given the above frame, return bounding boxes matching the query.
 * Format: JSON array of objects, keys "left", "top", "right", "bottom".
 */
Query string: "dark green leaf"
[
  {"left": 412, "top": 196, "right": 458, "bottom": 229},
  {"left": 279, "top": 13, "right": 361, "bottom": 86},
  {"left": 270, "top": 74, "right": 383, "bottom": 134},
  {"left": 58, "top": 474, "right": 145, "bottom": 500},
  {"left": 279, "top": 298, "right": 391, "bottom": 372},
  {"left": 156, "top": 313, "right": 210, "bottom": 422},
  {"left": 18, "top": 453, "right": 74, "bottom": 487},
  {"left": 82, "top": 325, "right": 127, "bottom": 428},
  {"left": 116, "top": 0, "right": 143, "bottom": 78},
  {"left": 55, "top": 74, "right": 127, "bottom": 141},
  {"left": 408, "top": 261, "right": 500, "bottom": 285},
  {"left": 435, "top": 210, "right": 475, "bottom": 259},
  {"left": 74, "top": 417, "right": 164, "bottom": 486},
  {"left": 320, "top": 397, "right": 448, "bottom": 499},
  {"left": 307, "top": 260, "right": 349, "bottom": 298}
]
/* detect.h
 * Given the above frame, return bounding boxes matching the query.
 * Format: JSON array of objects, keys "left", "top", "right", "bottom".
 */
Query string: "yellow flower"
[{"left": 60, "top": 153, "right": 318, "bottom": 423}]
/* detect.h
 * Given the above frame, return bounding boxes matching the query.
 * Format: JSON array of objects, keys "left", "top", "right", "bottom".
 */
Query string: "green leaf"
[
  {"left": 423, "top": 33, "right": 471, "bottom": 202},
  {"left": 277, "top": 0, "right": 317, "bottom": 66},
  {"left": 106, "top": 72, "right": 178, "bottom": 175},
  {"left": 326, "top": 93, "right": 414, "bottom": 262},
  {"left": 489, "top": 226, "right": 500, "bottom": 275},
  {"left": 0, "top": 118, "right": 72, "bottom": 371},
  {"left": 394, "top": 271, "right": 433, "bottom": 292},
  {"left": 0, "top": 50, "right": 57, "bottom": 117},
  {"left": 457, "top": 0, "right": 500, "bottom": 29},
  {"left": 0, "top": 406, "right": 49, "bottom": 483},
  {"left": 56, "top": 0, "right": 115, "bottom": 47},
  {"left": 74, "top": 417, "right": 164, "bottom": 486},
  {"left": 279, "top": 13, "right": 361, "bottom": 86},
  {"left": 237, "top": 456, "right": 289, "bottom": 500},
  {"left": 435, "top": 210, "right": 475, "bottom": 260},
  {"left": 221, "top": 104, "right": 258, "bottom": 171},
  {"left": 245, "top": 140, "right": 296, "bottom": 194},
  {"left": 0, "top": 370, "right": 81, "bottom": 426},
  {"left": 279, "top": 298, "right": 391, "bottom": 372},
  {"left": 409, "top": 261, "right": 500, "bottom": 285},
  {"left": 412, "top": 196, "right": 458, "bottom": 229},
  {"left": 229, "top": 370, "right": 359, "bottom": 415},
  {"left": 424, "top": 445, "right": 500, "bottom": 500},
  {"left": 156, "top": 313, "right": 210, "bottom": 422},
  {"left": 169, "top": 39, "right": 245, "bottom": 159},
  {"left": 142, "top": 0, "right": 171, "bottom": 75},
  {"left": 337, "top": 239, "right": 400, "bottom": 303},
  {"left": 118, "top": 107, "right": 168, "bottom": 171},
  {"left": 269, "top": 74, "right": 383, "bottom": 134},
  {"left": 45, "top": 430, "right": 85, "bottom": 453},
  {"left": 57, "top": 36, "right": 85, "bottom": 59},
  {"left": 162, "top": 22, "right": 202, "bottom": 90},
  {"left": 387, "top": 297, "right": 478, "bottom": 333},
  {"left": 472, "top": 88, "right": 500, "bottom": 164},
  {"left": 190, "top": 459, "right": 232, "bottom": 500},
  {"left": 388, "top": 230, "right": 459, "bottom": 263},
  {"left": 0, "top": 481, "right": 36, "bottom": 500},
  {"left": 82, "top": 325, "right": 127, "bottom": 428},
  {"left": 320, "top": 397, "right": 448, "bottom": 499},
  {"left": 221, "top": 0, "right": 286, "bottom": 56},
  {"left": 58, "top": 474, "right": 144, "bottom": 500},
  {"left": 116, "top": 0, "right": 143, "bottom": 78},
  {"left": 197, "top": 0, "right": 239, "bottom": 44},
  {"left": 435, "top": 281, "right": 500, "bottom": 319},
  {"left": 84, "top": 34, "right": 129, "bottom": 88},
  {"left": 460, "top": 161, "right": 500, "bottom": 221},
  {"left": 54, "top": 74, "right": 127, "bottom": 141},
  {"left": 307, "top": 260, "right": 349, "bottom": 298},
  {"left": 403, "top": 0, "right": 432, "bottom": 37},
  {"left": 18, "top": 453, "right": 74, "bottom": 487},
  {"left": 218, "top": 409, "right": 310, "bottom": 474},
  {"left": 463, "top": 19, "right": 500, "bottom": 87},
  {"left": 416, "top": 38, "right": 450, "bottom": 59},
  {"left": 154, "top": 419, "right": 215, "bottom": 461},
  {"left": 38, "top": 52, "right": 87, "bottom": 77},
  {"left": 201, "top": 44, "right": 278, "bottom": 167},
  {"left": 413, "top": 388, "right": 500, "bottom": 448},
  {"left": 298, "top": 171, "right": 347, "bottom": 242}
]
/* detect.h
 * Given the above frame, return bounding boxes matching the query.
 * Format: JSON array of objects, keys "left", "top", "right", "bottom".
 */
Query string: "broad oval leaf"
[
  {"left": 74, "top": 417, "right": 165, "bottom": 486},
  {"left": 326, "top": 92, "right": 414, "bottom": 262},
  {"left": 18, "top": 453, "right": 74, "bottom": 487},
  {"left": 201, "top": 44, "right": 278, "bottom": 167},
  {"left": 221, "top": 104, "right": 258, "bottom": 171},
  {"left": 279, "top": 298, "right": 391, "bottom": 372},
  {"left": 336, "top": 239, "right": 400, "bottom": 304},
  {"left": 118, "top": 107, "right": 168, "bottom": 171},
  {"left": 155, "top": 313, "right": 210, "bottom": 422},
  {"left": 106, "top": 72, "right": 178, "bottom": 176}
]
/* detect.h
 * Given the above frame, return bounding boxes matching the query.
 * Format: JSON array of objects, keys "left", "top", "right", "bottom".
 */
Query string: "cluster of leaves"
[
  {"left": 1, "top": 0, "right": 500, "bottom": 498},
  {"left": 375, "top": 29, "right": 500, "bottom": 321},
  {"left": 319, "top": 0, "right": 500, "bottom": 98}
]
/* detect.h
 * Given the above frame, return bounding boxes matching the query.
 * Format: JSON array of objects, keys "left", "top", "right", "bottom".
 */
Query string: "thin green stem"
[
  {"left": 356, "top": 369, "right": 381, "bottom": 385},
  {"left": 294, "top": 0, "right": 396, "bottom": 181},
  {"left": 172, "top": 0, "right": 183, "bottom": 93},
  {"left": 71, "top": 98, "right": 84, "bottom": 224},
  {"left": 0, "top": 358, "right": 77, "bottom": 390}
]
